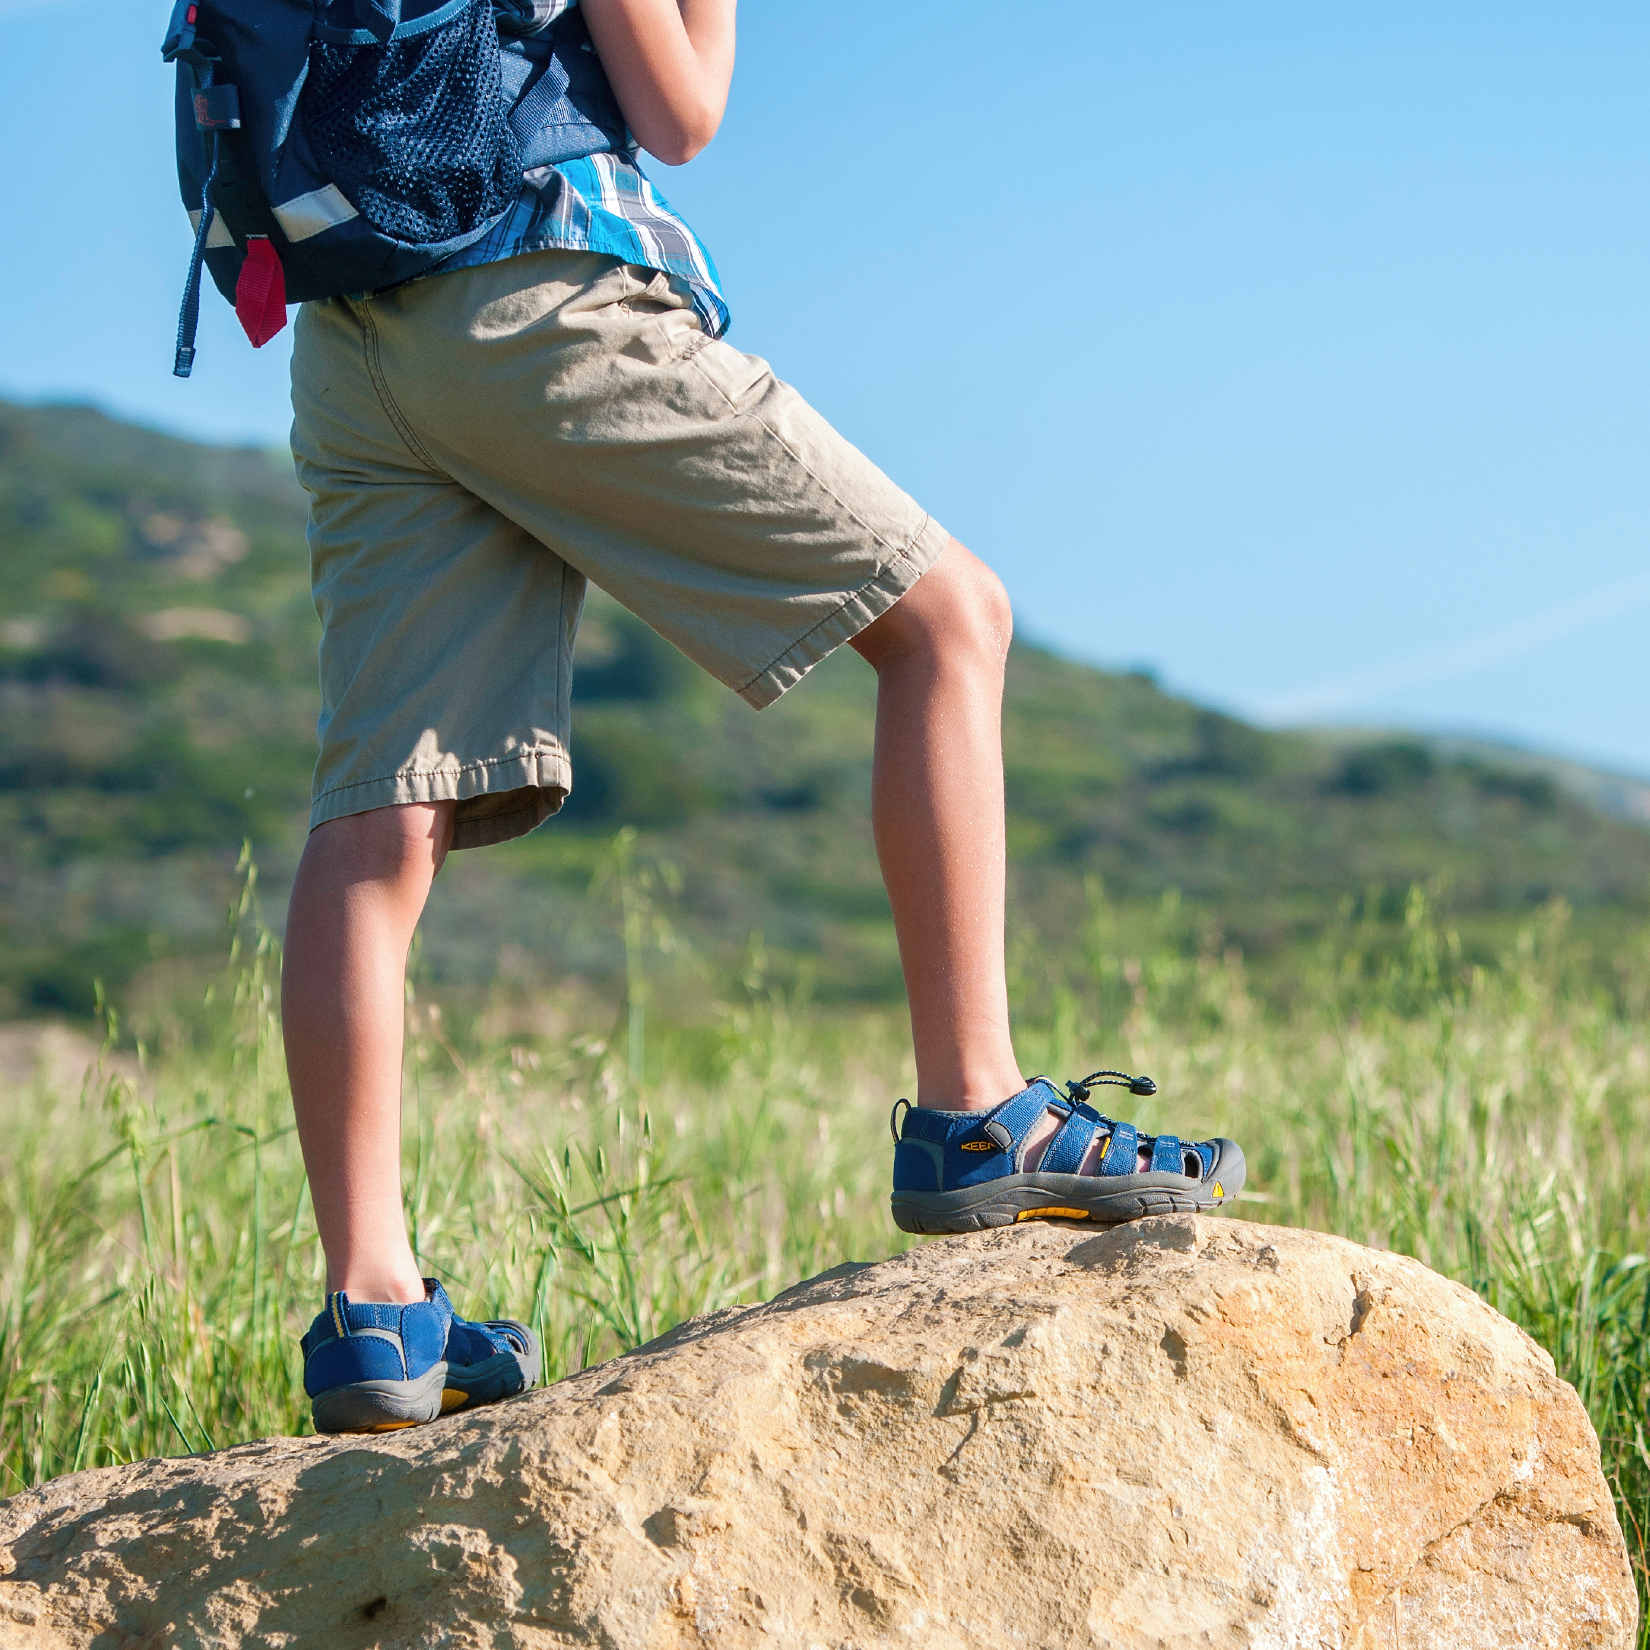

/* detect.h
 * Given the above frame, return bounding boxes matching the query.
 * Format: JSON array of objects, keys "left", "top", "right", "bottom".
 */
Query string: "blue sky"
[{"left": 2, "top": 1, "right": 1647, "bottom": 772}]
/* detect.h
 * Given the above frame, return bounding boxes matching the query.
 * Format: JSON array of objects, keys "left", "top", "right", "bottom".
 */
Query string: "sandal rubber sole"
[
  {"left": 891, "top": 1139, "right": 1245, "bottom": 1235},
  {"left": 310, "top": 1321, "right": 543, "bottom": 1435},
  {"left": 311, "top": 1362, "right": 450, "bottom": 1434}
]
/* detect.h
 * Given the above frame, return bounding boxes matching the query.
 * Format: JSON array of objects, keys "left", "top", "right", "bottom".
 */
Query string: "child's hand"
[{"left": 582, "top": 0, "right": 736, "bottom": 166}]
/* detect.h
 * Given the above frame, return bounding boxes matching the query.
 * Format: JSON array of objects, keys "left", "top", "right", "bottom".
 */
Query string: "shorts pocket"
[{"left": 616, "top": 268, "right": 705, "bottom": 364}]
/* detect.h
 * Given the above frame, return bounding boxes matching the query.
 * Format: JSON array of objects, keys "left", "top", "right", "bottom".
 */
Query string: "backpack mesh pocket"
[{"left": 301, "top": 0, "right": 521, "bottom": 246}]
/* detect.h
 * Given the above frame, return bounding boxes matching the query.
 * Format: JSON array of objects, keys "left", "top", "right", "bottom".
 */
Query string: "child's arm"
[{"left": 581, "top": 0, "right": 736, "bottom": 166}]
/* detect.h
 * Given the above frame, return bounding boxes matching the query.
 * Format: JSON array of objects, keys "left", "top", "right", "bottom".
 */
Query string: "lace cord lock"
[{"left": 1066, "top": 1069, "right": 1157, "bottom": 1105}]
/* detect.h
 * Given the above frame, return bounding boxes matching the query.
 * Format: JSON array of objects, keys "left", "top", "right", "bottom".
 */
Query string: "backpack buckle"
[{"left": 162, "top": 0, "right": 200, "bottom": 62}]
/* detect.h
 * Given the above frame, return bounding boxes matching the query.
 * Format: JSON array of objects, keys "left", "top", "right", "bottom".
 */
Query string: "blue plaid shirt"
[{"left": 439, "top": 0, "right": 729, "bottom": 338}]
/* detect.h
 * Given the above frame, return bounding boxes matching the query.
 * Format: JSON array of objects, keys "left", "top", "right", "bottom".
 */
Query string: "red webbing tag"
[{"left": 234, "top": 236, "right": 287, "bottom": 348}]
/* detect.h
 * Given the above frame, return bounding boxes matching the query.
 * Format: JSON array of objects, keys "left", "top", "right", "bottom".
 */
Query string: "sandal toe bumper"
[{"left": 442, "top": 1319, "right": 543, "bottom": 1411}]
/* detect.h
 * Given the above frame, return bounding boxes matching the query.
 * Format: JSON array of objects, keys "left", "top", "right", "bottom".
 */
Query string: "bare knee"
[
  {"left": 852, "top": 539, "right": 1013, "bottom": 674},
  {"left": 301, "top": 801, "right": 456, "bottom": 890}
]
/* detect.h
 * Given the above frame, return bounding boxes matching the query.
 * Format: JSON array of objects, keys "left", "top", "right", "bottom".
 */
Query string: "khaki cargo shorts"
[{"left": 289, "top": 249, "right": 948, "bottom": 849}]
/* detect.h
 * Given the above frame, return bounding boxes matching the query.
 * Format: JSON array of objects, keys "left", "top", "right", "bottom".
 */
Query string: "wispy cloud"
[{"left": 1257, "top": 567, "right": 1650, "bottom": 723}]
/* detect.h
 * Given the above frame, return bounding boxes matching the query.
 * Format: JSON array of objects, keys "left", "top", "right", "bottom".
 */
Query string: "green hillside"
[{"left": 4, "top": 397, "right": 1649, "bottom": 1019}]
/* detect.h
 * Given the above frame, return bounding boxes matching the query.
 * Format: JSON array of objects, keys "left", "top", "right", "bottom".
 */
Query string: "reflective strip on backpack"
[
  {"left": 271, "top": 184, "right": 359, "bottom": 243},
  {"left": 187, "top": 208, "right": 237, "bottom": 250}
]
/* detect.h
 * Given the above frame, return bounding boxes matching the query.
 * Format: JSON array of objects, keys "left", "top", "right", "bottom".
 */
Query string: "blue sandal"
[
  {"left": 301, "top": 1279, "right": 541, "bottom": 1435},
  {"left": 890, "top": 1070, "right": 1244, "bottom": 1234}
]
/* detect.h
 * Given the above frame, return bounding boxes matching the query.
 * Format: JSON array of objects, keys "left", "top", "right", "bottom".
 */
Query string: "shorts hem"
[
  {"left": 309, "top": 747, "right": 572, "bottom": 851},
  {"left": 733, "top": 513, "right": 951, "bottom": 710}
]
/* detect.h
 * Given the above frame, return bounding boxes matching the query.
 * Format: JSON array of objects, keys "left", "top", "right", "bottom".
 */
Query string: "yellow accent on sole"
[
  {"left": 1017, "top": 1206, "right": 1090, "bottom": 1222},
  {"left": 364, "top": 1420, "right": 416, "bottom": 1433},
  {"left": 1213, "top": 1183, "right": 1224, "bottom": 1199},
  {"left": 441, "top": 1388, "right": 469, "bottom": 1412}
]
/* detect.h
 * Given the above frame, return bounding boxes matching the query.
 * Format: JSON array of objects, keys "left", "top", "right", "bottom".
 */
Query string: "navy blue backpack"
[{"left": 163, "top": 0, "right": 626, "bottom": 376}]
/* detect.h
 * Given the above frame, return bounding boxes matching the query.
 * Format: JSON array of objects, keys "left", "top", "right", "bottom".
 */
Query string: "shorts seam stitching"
[
  {"left": 314, "top": 748, "right": 569, "bottom": 803},
  {"left": 675, "top": 330, "right": 712, "bottom": 367},
  {"left": 687, "top": 349, "right": 899, "bottom": 558},
  {"left": 733, "top": 515, "right": 940, "bottom": 697},
  {"left": 360, "top": 305, "right": 447, "bottom": 476}
]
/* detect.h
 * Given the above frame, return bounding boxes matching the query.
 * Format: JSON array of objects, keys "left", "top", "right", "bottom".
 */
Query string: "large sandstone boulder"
[{"left": 0, "top": 1217, "right": 1636, "bottom": 1649}]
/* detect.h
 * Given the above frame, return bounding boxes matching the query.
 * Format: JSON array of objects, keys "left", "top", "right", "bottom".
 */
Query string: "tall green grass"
[{"left": 1, "top": 858, "right": 1646, "bottom": 1638}]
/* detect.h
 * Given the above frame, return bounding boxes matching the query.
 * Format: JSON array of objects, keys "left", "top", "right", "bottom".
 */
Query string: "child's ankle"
[
  {"left": 914, "top": 1069, "right": 1025, "bottom": 1114},
  {"left": 327, "top": 1265, "right": 427, "bottom": 1306}
]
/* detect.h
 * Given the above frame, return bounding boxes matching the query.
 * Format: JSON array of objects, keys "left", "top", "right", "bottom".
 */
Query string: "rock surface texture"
[{"left": 0, "top": 1217, "right": 1637, "bottom": 1649}]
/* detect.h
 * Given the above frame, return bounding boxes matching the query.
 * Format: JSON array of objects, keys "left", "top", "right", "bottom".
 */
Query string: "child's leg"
[
  {"left": 281, "top": 800, "right": 455, "bottom": 1305},
  {"left": 281, "top": 535, "right": 1014, "bottom": 1311},
  {"left": 863, "top": 549, "right": 1250, "bottom": 1221},
  {"left": 849, "top": 538, "right": 1025, "bottom": 1112}
]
